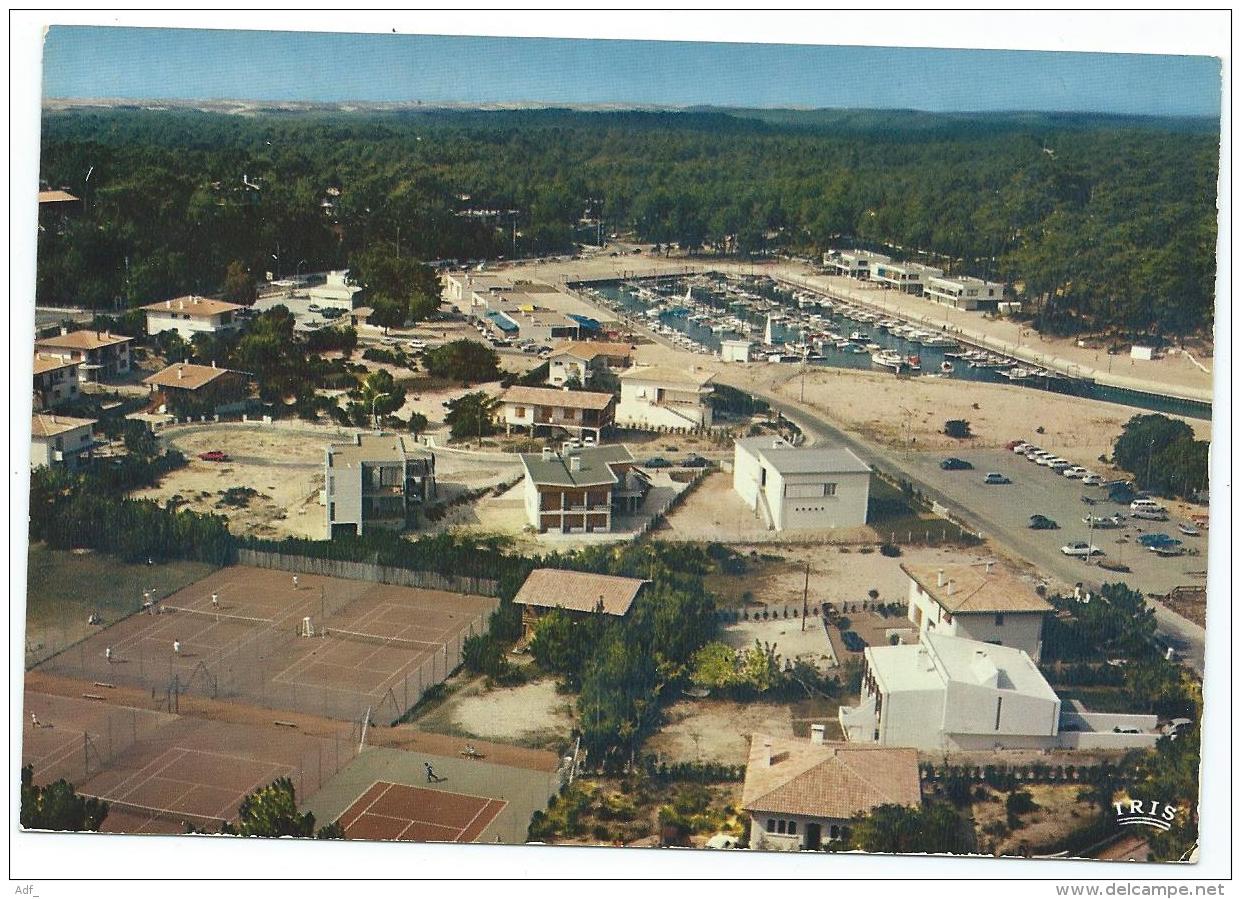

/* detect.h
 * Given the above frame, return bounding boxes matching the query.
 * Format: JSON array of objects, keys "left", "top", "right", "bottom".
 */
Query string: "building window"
[
  {"left": 787, "top": 821, "right": 797, "bottom": 836},
  {"left": 767, "top": 819, "right": 775, "bottom": 833},
  {"left": 995, "top": 696, "right": 1003, "bottom": 730},
  {"left": 823, "top": 482, "right": 837, "bottom": 496},
  {"left": 776, "top": 820, "right": 786, "bottom": 834},
  {"left": 994, "top": 613, "right": 1005, "bottom": 626},
  {"left": 829, "top": 825, "right": 840, "bottom": 840}
]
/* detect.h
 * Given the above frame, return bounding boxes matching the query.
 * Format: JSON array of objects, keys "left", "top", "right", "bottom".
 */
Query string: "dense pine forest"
[{"left": 37, "top": 106, "right": 1219, "bottom": 336}]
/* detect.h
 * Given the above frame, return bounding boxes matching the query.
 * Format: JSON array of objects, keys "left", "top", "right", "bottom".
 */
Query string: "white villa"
[
  {"left": 903, "top": 562, "right": 1052, "bottom": 661},
  {"left": 871, "top": 261, "right": 944, "bottom": 295},
  {"left": 839, "top": 633, "right": 1160, "bottom": 752},
  {"left": 142, "top": 296, "right": 247, "bottom": 338},
  {"left": 616, "top": 365, "right": 714, "bottom": 430},
  {"left": 823, "top": 249, "right": 892, "bottom": 280},
  {"left": 307, "top": 270, "right": 364, "bottom": 311},
  {"left": 732, "top": 436, "right": 871, "bottom": 531},
  {"left": 30, "top": 414, "right": 97, "bottom": 471},
  {"left": 546, "top": 341, "right": 633, "bottom": 386},
  {"left": 720, "top": 339, "right": 753, "bottom": 363}
]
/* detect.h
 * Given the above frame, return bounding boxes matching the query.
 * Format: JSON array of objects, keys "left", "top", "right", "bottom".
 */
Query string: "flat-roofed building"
[
  {"left": 733, "top": 436, "right": 871, "bottom": 531},
  {"left": 34, "top": 328, "right": 133, "bottom": 383},
  {"left": 903, "top": 562, "right": 1052, "bottom": 661},
  {"left": 142, "top": 296, "right": 247, "bottom": 338},
  {"left": 742, "top": 733, "right": 921, "bottom": 851},
  {"left": 823, "top": 249, "right": 892, "bottom": 280},
  {"left": 499, "top": 386, "right": 615, "bottom": 442},
  {"left": 720, "top": 339, "right": 753, "bottom": 363},
  {"left": 142, "top": 362, "right": 250, "bottom": 417},
  {"left": 871, "top": 261, "right": 944, "bottom": 295},
  {"left": 32, "top": 354, "right": 81, "bottom": 410},
  {"left": 30, "top": 413, "right": 97, "bottom": 471},
  {"left": 519, "top": 444, "right": 648, "bottom": 534},
  {"left": 546, "top": 341, "right": 634, "bottom": 386},
  {"left": 924, "top": 275, "right": 1005, "bottom": 311},
  {"left": 838, "top": 632, "right": 1161, "bottom": 752},
  {"left": 307, "top": 270, "right": 364, "bottom": 311},
  {"left": 511, "top": 568, "right": 647, "bottom": 637},
  {"left": 616, "top": 365, "right": 715, "bottom": 430},
  {"left": 324, "top": 432, "right": 437, "bottom": 538}
]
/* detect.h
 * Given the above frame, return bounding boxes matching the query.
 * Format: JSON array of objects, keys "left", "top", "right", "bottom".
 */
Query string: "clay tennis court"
[
  {"left": 337, "top": 781, "right": 506, "bottom": 843},
  {"left": 36, "top": 565, "right": 498, "bottom": 723},
  {"left": 23, "top": 688, "right": 360, "bottom": 836}
]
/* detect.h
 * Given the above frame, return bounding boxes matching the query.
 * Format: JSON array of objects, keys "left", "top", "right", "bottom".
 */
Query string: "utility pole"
[{"left": 801, "top": 561, "right": 810, "bottom": 632}]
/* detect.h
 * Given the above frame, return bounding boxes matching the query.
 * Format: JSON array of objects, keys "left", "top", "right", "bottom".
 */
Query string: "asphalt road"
[{"left": 737, "top": 383, "right": 1207, "bottom": 675}]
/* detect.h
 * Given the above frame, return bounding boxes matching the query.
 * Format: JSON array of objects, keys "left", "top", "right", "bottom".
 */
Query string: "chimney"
[
  {"left": 541, "top": 447, "right": 553, "bottom": 461},
  {"left": 211, "top": 360, "right": 217, "bottom": 369},
  {"left": 762, "top": 739, "right": 772, "bottom": 767},
  {"left": 947, "top": 579, "right": 955, "bottom": 596},
  {"left": 810, "top": 724, "right": 826, "bottom": 745},
  {"left": 165, "top": 300, "right": 172, "bottom": 309},
  {"left": 984, "top": 561, "right": 994, "bottom": 575},
  {"left": 177, "top": 366, "right": 183, "bottom": 380},
  {"left": 60, "top": 326, "right": 70, "bottom": 336},
  {"left": 937, "top": 569, "right": 945, "bottom": 588},
  {"left": 569, "top": 455, "right": 582, "bottom": 472}
]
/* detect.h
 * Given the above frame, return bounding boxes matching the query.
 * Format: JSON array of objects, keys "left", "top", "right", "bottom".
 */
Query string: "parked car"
[
  {"left": 1081, "top": 473, "right": 1105, "bottom": 486},
  {"left": 321, "top": 308, "right": 344, "bottom": 320},
  {"left": 1028, "top": 514, "right": 1059, "bottom": 530},
  {"left": 1163, "top": 718, "right": 1194, "bottom": 740},
  {"left": 198, "top": 450, "right": 230, "bottom": 463},
  {"left": 1083, "top": 514, "right": 1125, "bottom": 528},
  {"left": 642, "top": 457, "right": 673, "bottom": 469},
  {"left": 1177, "top": 521, "right": 1202, "bottom": 537},
  {"left": 983, "top": 472, "right": 1011, "bottom": 484},
  {"left": 407, "top": 340, "right": 428, "bottom": 351},
  {"left": 682, "top": 455, "right": 710, "bottom": 468},
  {"left": 939, "top": 457, "right": 973, "bottom": 470},
  {"left": 841, "top": 631, "right": 867, "bottom": 652},
  {"left": 307, "top": 303, "right": 322, "bottom": 313},
  {"left": 1062, "top": 466, "right": 1089, "bottom": 479},
  {"left": 1047, "top": 459, "right": 1071, "bottom": 473},
  {"left": 1061, "top": 541, "right": 1104, "bottom": 557},
  {"left": 1137, "top": 533, "right": 1179, "bottom": 548}
]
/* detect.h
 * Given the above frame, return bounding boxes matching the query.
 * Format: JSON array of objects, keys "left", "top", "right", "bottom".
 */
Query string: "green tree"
[
  {"left": 847, "top": 802, "right": 969, "bottom": 854},
  {"left": 689, "top": 642, "right": 739, "bottom": 689},
  {"left": 20, "top": 765, "right": 109, "bottom": 832},
  {"left": 223, "top": 260, "right": 257, "bottom": 304},
  {"left": 423, "top": 339, "right": 501, "bottom": 384},
  {"left": 444, "top": 391, "right": 499, "bottom": 442},
  {"left": 218, "top": 777, "right": 342, "bottom": 838}
]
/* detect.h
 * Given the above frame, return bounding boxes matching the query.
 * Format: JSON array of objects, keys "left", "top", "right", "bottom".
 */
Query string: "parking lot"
[{"left": 896, "top": 447, "right": 1207, "bottom": 598}]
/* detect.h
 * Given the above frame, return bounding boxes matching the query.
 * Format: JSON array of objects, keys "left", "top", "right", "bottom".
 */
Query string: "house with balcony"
[
  {"left": 30, "top": 414, "right": 97, "bottom": 471},
  {"left": 519, "top": 444, "right": 648, "bottom": 534},
  {"left": 511, "top": 568, "right": 647, "bottom": 638},
  {"left": 823, "top": 249, "right": 892, "bottom": 280},
  {"left": 732, "top": 436, "right": 871, "bottom": 531},
  {"left": 546, "top": 341, "right": 634, "bottom": 386},
  {"left": 499, "top": 386, "right": 616, "bottom": 442},
  {"left": 142, "top": 362, "right": 251, "bottom": 418},
  {"left": 32, "top": 354, "right": 81, "bottom": 410},
  {"left": 142, "top": 296, "right": 247, "bottom": 339},
  {"left": 923, "top": 275, "right": 1006, "bottom": 311},
  {"left": 324, "top": 432, "right": 437, "bottom": 538},
  {"left": 616, "top": 365, "right": 715, "bottom": 430},
  {"left": 742, "top": 731, "right": 921, "bottom": 851},
  {"left": 34, "top": 328, "right": 133, "bottom": 383},
  {"left": 838, "top": 632, "right": 1160, "bottom": 752},
  {"left": 903, "top": 562, "right": 1052, "bottom": 661},
  {"left": 870, "top": 261, "right": 944, "bottom": 295}
]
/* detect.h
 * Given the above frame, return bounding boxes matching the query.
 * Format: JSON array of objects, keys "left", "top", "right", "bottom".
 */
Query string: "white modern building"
[
  {"left": 903, "top": 562, "right": 1052, "bottom": 661},
  {"left": 923, "top": 275, "right": 1006, "bottom": 311},
  {"left": 616, "top": 365, "right": 714, "bottom": 430},
  {"left": 838, "top": 633, "right": 1160, "bottom": 752},
  {"left": 307, "top": 270, "right": 364, "bottom": 311},
  {"left": 30, "top": 414, "right": 97, "bottom": 471},
  {"left": 324, "top": 432, "right": 437, "bottom": 538},
  {"left": 823, "top": 249, "right": 892, "bottom": 280},
  {"left": 742, "top": 731, "right": 922, "bottom": 851},
  {"left": 142, "top": 296, "right": 247, "bottom": 338},
  {"left": 720, "top": 339, "right": 753, "bottom": 363},
  {"left": 732, "top": 437, "right": 871, "bottom": 531},
  {"left": 871, "top": 261, "right": 944, "bottom": 295}
]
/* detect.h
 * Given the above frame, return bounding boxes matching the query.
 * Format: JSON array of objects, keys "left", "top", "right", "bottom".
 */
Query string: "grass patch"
[{"left": 24, "top": 543, "right": 217, "bottom": 666}]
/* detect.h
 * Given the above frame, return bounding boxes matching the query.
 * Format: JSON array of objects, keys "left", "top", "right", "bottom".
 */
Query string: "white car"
[
  {"left": 1061, "top": 542, "right": 1105, "bottom": 558},
  {"left": 1035, "top": 454, "right": 1057, "bottom": 466},
  {"left": 407, "top": 340, "right": 428, "bottom": 351},
  {"left": 1062, "top": 466, "right": 1089, "bottom": 479},
  {"left": 1081, "top": 472, "right": 1105, "bottom": 486},
  {"left": 1011, "top": 442, "right": 1030, "bottom": 454},
  {"left": 1047, "top": 459, "right": 1070, "bottom": 472}
]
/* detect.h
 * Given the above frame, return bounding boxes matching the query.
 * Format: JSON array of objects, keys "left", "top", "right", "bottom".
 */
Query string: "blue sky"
[{"left": 41, "top": 27, "right": 1222, "bottom": 116}]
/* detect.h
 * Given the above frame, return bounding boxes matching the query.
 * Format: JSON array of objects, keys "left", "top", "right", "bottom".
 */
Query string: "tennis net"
[
  {"left": 88, "top": 795, "right": 231, "bottom": 833},
  {"left": 322, "top": 627, "right": 442, "bottom": 652},
  {"left": 161, "top": 605, "right": 273, "bottom": 627}
]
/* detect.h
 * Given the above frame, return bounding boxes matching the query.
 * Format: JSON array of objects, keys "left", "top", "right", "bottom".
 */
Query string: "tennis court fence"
[{"left": 236, "top": 549, "right": 500, "bottom": 597}]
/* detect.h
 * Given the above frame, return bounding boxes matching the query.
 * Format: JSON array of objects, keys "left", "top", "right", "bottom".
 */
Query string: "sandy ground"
[
  {"left": 719, "top": 617, "right": 837, "bottom": 672},
  {"left": 969, "top": 783, "right": 1101, "bottom": 857},
  {"left": 411, "top": 672, "right": 575, "bottom": 751},
  {"left": 647, "top": 698, "right": 796, "bottom": 765},
  {"left": 136, "top": 425, "right": 327, "bottom": 539}
]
